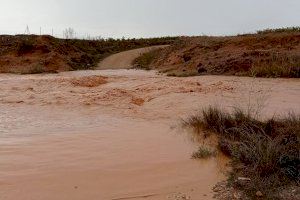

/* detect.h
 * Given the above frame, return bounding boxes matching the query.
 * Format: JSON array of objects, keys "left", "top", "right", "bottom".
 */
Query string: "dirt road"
[
  {"left": 97, "top": 45, "right": 168, "bottom": 70},
  {"left": 0, "top": 48, "right": 299, "bottom": 200}
]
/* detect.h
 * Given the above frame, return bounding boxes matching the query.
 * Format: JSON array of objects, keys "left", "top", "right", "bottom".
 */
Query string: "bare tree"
[
  {"left": 63, "top": 28, "right": 75, "bottom": 39},
  {"left": 24, "top": 25, "right": 30, "bottom": 35}
]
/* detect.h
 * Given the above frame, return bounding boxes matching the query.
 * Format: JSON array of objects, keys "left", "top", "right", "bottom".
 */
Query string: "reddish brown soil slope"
[
  {"left": 148, "top": 32, "right": 300, "bottom": 77},
  {"left": 0, "top": 35, "right": 92, "bottom": 73},
  {"left": 0, "top": 35, "right": 176, "bottom": 74}
]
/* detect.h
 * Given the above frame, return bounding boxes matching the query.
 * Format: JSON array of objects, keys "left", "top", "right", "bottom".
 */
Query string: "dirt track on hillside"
[
  {"left": 97, "top": 45, "right": 168, "bottom": 70},
  {"left": 0, "top": 48, "right": 299, "bottom": 200}
]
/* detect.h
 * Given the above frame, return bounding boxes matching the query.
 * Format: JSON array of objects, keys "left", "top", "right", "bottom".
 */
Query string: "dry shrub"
[
  {"left": 191, "top": 146, "right": 216, "bottom": 159},
  {"left": 250, "top": 53, "right": 300, "bottom": 78},
  {"left": 183, "top": 107, "right": 300, "bottom": 199},
  {"left": 70, "top": 75, "right": 107, "bottom": 87},
  {"left": 257, "top": 27, "right": 300, "bottom": 34},
  {"left": 134, "top": 49, "right": 161, "bottom": 70}
]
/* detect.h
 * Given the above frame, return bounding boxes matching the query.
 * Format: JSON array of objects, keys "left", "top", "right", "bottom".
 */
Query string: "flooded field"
[{"left": 0, "top": 69, "right": 299, "bottom": 199}]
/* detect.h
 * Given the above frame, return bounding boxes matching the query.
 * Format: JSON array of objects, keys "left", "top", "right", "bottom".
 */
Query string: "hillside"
[
  {"left": 0, "top": 35, "right": 176, "bottom": 74},
  {"left": 135, "top": 28, "right": 300, "bottom": 78}
]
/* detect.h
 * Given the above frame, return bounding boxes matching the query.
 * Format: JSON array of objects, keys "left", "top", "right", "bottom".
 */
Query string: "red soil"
[
  {"left": 0, "top": 35, "right": 93, "bottom": 73},
  {"left": 149, "top": 32, "right": 300, "bottom": 77}
]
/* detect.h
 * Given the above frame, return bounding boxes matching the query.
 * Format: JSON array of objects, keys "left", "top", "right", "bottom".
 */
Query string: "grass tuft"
[
  {"left": 183, "top": 106, "right": 300, "bottom": 199},
  {"left": 191, "top": 146, "right": 216, "bottom": 159},
  {"left": 250, "top": 53, "right": 300, "bottom": 78},
  {"left": 134, "top": 49, "right": 160, "bottom": 70}
]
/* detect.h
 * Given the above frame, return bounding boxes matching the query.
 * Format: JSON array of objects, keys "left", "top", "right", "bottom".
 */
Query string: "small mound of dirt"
[
  {"left": 70, "top": 75, "right": 107, "bottom": 87},
  {"left": 131, "top": 97, "right": 145, "bottom": 106}
]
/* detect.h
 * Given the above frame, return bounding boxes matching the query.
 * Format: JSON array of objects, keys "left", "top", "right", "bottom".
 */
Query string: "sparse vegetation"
[
  {"left": 134, "top": 49, "right": 160, "bottom": 70},
  {"left": 250, "top": 63, "right": 300, "bottom": 78},
  {"left": 17, "top": 36, "right": 35, "bottom": 55},
  {"left": 250, "top": 53, "right": 300, "bottom": 78},
  {"left": 257, "top": 27, "right": 300, "bottom": 34},
  {"left": 0, "top": 35, "right": 178, "bottom": 74},
  {"left": 166, "top": 71, "right": 199, "bottom": 77},
  {"left": 25, "top": 64, "right": 45, "bottom": 74},
  {"left": 191, "top": 146, "right": 216, "bottom": 159},
  {"left": 183, "top": 106, "right": 300, "bottom": 199},
  {"left": 137, "top": 27, "right": 300, "bottom": 78}
]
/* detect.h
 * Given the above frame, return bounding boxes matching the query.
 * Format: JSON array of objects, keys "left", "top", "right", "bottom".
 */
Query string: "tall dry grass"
[
  {"left": 183, "top": 106, "right": 300, "bottom": 199},
  {"left": 250, "top": 53, "right": 300, "bottom": 78}
]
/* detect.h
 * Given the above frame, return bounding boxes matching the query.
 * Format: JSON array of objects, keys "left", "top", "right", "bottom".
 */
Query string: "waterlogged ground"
[{"left": 0, "top": 69, "right": 299, "bottom": 200}]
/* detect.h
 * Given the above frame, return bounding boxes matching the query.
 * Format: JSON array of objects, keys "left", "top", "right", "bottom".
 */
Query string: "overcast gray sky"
[{"left": 0, "top": 0, "right": 299, "bottom": 38}]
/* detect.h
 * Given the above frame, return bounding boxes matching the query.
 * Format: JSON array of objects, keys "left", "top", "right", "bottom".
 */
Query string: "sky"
[{"left": 0, "top": 0, "right": 299, "bottom": 38}]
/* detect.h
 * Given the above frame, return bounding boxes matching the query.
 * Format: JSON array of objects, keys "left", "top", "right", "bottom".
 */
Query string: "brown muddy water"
[{"left": 0, "top": 69, "right": 299, "bottom": 200}]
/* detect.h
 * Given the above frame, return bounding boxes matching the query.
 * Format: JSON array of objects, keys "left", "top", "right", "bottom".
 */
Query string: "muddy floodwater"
[{"left": 0, "top": 69, "right": 299, "bottom": 200}]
